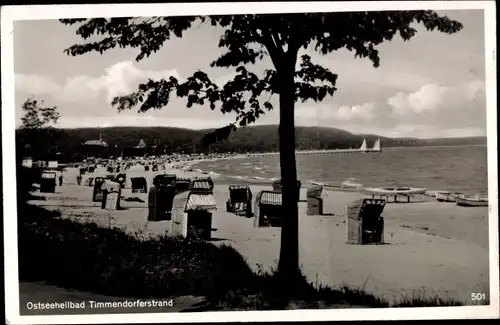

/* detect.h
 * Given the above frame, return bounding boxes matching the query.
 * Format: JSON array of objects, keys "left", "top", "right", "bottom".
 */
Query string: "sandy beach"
[{"left": 24, "top": 162, "right": 490, "bottom": 305}]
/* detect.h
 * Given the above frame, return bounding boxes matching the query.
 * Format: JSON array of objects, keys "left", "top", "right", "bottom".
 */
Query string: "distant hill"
[{"left": 15, "top": 125, "right": 487, "bottom": 162}]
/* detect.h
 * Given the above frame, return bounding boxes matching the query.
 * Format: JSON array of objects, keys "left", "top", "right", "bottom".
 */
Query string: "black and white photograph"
[{"left": 2, "top": 1, "right": 498, "bottom": 323}]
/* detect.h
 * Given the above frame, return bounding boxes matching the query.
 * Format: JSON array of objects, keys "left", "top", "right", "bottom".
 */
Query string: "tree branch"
[{"left": 61, "top": 11, "right": 463, "bottom": 144}]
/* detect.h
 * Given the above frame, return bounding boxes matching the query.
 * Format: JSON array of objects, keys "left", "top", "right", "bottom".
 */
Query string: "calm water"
[{"left": 193, "top": 146, "right": 489, "bottom": 193}]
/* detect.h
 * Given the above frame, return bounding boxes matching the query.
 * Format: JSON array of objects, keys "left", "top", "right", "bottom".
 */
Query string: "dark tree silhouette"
[
  {"left": 61, "top": 11, "right": 462, "bottom": 285},
  {"left": 18, "top": 97, "right": 61, "bottom": 160},
  {"left": 20, "top": 97, "right": 60, "bottom": 130},
  {"left": 17, "top": 98, "right": 60, "bottom": 201}
]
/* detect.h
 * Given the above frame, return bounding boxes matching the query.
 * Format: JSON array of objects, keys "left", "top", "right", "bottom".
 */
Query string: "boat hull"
[
  {"left": 363, "top": 187, "right": 428, "bottom": 196},
  {"left": 435, "top": 191, "right": 461, "bottom": 203},
  {"left": 455, "top": 196, "right": 488, "bottom": 207},
  {"left": 342, "top": 182, "right": 363, "bottom": 188}
]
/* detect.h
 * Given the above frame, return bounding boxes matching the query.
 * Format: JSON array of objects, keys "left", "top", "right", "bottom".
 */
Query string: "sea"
[{"left": 191, "top": 145, "right": 489, "bottom": 194}]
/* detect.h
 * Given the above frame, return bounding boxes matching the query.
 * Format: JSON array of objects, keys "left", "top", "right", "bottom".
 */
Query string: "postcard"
[{"left": 2, "top": 1, "right": 498, "bottom": 323}]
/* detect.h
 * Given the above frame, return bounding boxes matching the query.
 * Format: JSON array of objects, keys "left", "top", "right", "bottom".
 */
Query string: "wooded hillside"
[{"left": 15, "top": 125, "right": 486, "bottom": 162}]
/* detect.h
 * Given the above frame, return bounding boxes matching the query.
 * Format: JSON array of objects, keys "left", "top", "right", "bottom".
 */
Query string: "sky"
[{"left": 13, "top": 9, "right": 487, "bottom": 138}]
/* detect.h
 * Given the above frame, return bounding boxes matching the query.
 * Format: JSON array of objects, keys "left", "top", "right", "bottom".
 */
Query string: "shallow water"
[{"left": 193, "top": 145, "right": 489, "bottom": 193}]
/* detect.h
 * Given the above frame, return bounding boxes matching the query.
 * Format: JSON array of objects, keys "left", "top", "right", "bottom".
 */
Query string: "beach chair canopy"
[
  {"left": 359, "top": 199, "right": 386, "bottom": 220},
  {"left": 94, "top": 176, "right": 105, "bottom": 183},
  {"left": 175, "top": 178, "right": 192, "bottom": 193},
  {"left": 131, "top": 177, "right": 147, "bottom": 188},
  {"left": 174, "top": 191, "right": 217, "bottom": 212},
  {"left": 104, "top": 180, "right": 121, "bottom": 193},
  {"left": 229, "top": 184, "right": 249, "bottom": 190},
  {"left": 153, "top": 174, "right": 176, "bottom": 187},
  {"left": 229, "top": 185, "right": 252, "bottom": 202},
  {"left": 186, "top": 193, "right": 217, "bottom": 211},
  {"left": 41, "top": 171, "right": 56, "bottom": 179},
  {"left": 307, "top": 185, "right": 324, "bottom": 197},
  {"left": 256, "top": 190, "right": 282, "bottom": 206},
  {"left": 191, "top": 178, "right": 214, "bottom": 191}
]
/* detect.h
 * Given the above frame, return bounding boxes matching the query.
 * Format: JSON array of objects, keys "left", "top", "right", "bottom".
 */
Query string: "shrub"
[{"left": 18, "top": 204, "right": 255, "bottom": 299}]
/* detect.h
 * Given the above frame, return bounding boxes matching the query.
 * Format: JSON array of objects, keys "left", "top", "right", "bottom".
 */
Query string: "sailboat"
[
  {"left": 359, "top": 138, "right": 368, "bottom": 152},
  {"left": 371, "top": 138, "right": 382, "bottom": 152}
]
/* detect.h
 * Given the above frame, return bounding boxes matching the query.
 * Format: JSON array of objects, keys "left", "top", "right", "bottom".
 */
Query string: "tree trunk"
[{"left": 277, "top": 56, "right": 301, "bottom": 284}]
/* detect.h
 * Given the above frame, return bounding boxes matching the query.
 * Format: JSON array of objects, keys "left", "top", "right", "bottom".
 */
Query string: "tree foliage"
[
  {"left": 60, "top": 12, "right": 461, "bottom": 140},
  {"left": 20, "top": 97, "right": 60, "bottom": 130},
  {"left": 17, "top": 97, "right": 61, "bottom": 160}
]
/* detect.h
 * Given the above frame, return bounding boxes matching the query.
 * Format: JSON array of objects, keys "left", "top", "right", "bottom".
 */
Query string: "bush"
[{"left": 18, "top": 204, "right": 256, "bottom": 299}]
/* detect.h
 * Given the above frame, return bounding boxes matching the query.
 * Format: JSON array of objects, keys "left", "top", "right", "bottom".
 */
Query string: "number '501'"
[{"left": 471, "top": 293, "right": 487, "bottom": 301}]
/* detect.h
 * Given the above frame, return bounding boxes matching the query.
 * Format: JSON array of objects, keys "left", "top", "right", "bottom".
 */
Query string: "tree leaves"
[
  {"left": 61, "top": 11, "right": 463, "bottom": 144},
  {"left": 60, "top": 17, "right": 199, "bottom": 62},
  {"left": 19, "top": 97, "right": 61, "bottom": 159},
  {"left": 295, "top": 54, "right": 337, "bottom": 103},
  {"left": 309, "top": 11, "right": 462, "bottom": 67},
  {"left": 200, "top": 124, "right": 236, "bottom": 148},
  {"left": 20, "top": 97, "right": 60, "bottom": 130}
]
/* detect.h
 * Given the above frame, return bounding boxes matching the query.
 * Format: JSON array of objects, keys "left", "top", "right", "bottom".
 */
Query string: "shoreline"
[{"left": 171, "top": 157, "right": 481, "bottom": 198}]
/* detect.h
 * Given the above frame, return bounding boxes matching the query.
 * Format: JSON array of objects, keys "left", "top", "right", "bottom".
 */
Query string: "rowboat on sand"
[
  {"left": 363, "top": 187, "right": 428, "bottom": 195},
  {"left": 455, "top": 194, "right": 488, "bottom": 207},
  {"left": 362, "top": 186, "right": 428, "bottom": 203},
  {"left": 435, "top": 191, "right": 463, "bottom": 203},
  {"left": 341, "top": 178, "right": 363, "bottom": 189}
]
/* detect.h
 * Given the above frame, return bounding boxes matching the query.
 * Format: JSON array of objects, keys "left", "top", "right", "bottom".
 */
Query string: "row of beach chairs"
[
  {"left": 93, "top": 173, "right": 385, "bottom": 244},
  {"left": 44, "top": 168, "right": 385, "bottom": 244},
  {"left": 227, "top": 180, "right": 385, "bottom": 245},
  {"left": 89, "top": 175, "right": 215, "bottom": 240}
]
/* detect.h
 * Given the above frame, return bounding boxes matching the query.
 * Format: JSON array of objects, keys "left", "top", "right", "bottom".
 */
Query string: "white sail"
[
  {"left": 359, "top": 138, "right": 367, "bottom": 151},
  {"left": 372, "top": 138, "right": 381, "bottom": 151}
]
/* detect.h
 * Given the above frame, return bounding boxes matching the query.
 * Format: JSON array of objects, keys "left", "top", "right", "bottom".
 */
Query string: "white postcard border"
[{"left": 2, "top": 1, "right": 498, "bottom": 324}]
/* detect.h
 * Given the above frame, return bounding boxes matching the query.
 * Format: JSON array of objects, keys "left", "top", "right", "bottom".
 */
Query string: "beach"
[{"left": 24, "top": 162, "right": 490, "bottom": 305}]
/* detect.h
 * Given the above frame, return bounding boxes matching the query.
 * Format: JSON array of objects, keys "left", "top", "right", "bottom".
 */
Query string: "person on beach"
[{"left": 58, "top": 170, "right": 63, "bottom": 186}]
